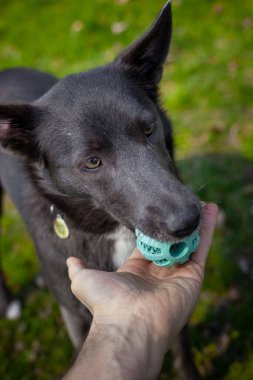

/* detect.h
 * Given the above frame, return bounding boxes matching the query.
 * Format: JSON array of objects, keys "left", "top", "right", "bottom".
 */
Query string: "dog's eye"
[
  {"left": 144, "top": 125, "right": 154, "bottom": 137},
  {"left": 84, "top": 157, "right": 101, "bottom": 169}
]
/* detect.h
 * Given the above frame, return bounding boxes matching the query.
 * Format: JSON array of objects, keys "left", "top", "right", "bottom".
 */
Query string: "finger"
[
  {"left": 191, "top": 203, "right": 219, "bottom": 267},
  {"left": 66, "top": 257, "right": 87, "bottom": 281}
]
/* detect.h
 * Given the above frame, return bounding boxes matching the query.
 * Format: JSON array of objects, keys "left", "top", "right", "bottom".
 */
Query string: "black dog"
[{"left": 0, "top": 2, "right": 201, "bottom": 379}]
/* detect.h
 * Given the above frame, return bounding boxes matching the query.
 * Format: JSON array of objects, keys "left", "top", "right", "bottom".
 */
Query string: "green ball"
[{"left": 135, "top": 228, "right": 200, "bottom": 267}]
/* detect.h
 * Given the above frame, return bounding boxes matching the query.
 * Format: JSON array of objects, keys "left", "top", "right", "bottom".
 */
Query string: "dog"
[{"left": 0, "top": 2, "right": 202, "bottom": 379}]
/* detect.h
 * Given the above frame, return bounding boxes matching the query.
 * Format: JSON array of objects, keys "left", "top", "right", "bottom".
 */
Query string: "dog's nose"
[
  {"left": 170, "top": 204, "right": 200, "bottom": 238},
  {"left": 144, "top": 203, "right": 200, "bottom": 239}
]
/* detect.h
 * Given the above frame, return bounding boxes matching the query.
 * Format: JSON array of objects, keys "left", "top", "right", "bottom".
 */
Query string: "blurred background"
[{"left": 0, "top": 0, "right": 253, "bottom": 379}]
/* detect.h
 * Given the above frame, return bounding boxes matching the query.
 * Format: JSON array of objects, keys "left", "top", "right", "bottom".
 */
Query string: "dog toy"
[{"left": 135, "top": 228, "right": 200, "bottom": 267}]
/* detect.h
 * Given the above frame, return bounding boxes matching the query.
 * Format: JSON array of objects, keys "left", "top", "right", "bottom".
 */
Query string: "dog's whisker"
[
  {"left": 196, "top": 176, "right": 218, "bottom": 194},
  {"left": 84, "top": 207, "right": 98, "bottom": 220}
]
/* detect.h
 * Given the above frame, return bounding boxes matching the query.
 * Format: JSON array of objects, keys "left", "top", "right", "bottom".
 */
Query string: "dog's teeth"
[{"left": 6, "top": 300, "right": 22, "bottom": 320}]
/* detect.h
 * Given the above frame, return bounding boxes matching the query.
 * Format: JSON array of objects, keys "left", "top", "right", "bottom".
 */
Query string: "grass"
[{"left": 0, "top": 0, "right": 253, "bottom": 379}]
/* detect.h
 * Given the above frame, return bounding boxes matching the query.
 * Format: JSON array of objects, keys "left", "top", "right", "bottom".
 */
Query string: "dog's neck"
[{"left": 49, "top": 202, "right": 135, "bottom": 269}]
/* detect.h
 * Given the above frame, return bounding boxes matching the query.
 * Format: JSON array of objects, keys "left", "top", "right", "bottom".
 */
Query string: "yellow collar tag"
[{"left": 53, "top": 214, "right": 70, "bottom": 239}]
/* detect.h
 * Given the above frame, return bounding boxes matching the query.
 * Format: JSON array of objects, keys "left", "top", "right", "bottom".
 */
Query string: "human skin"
[{"left": 63, "top": 203, "right": 218, "bottom": 380}]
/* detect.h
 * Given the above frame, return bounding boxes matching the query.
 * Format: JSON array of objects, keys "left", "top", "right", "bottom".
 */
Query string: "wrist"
[
  {"left": 92, "top": 305, "right": 173, "bottom": 353},
  {"left": 87, "top": 314, "right": 166, "bottom": 380}
]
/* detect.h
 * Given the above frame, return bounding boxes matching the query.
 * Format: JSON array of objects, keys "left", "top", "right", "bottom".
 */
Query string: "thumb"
[
  {"left": 191, "top": 203, "right": 219, "bottom": 267},
  {"left": 66, "top": 257, "right": 113, "bottom": 315},
  {"left": 66, "top": 257, "right": 95, "bottom": 312},
  {"left": 67, "top": 257, "right": 87, "bottom": 280}
]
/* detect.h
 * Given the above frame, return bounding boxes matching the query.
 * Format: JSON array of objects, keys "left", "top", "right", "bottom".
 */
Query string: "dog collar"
[{"left": 50, "top": 205, "right": 70, "bottom": 239}]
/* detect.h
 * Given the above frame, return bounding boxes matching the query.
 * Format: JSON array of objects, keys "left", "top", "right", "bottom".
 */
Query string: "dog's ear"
[
  {"left": 0, "top": 104, "right": 41, "bottom": 160},
  {"left": 114, "top": 0, "right": 172, "bottom": 93}
]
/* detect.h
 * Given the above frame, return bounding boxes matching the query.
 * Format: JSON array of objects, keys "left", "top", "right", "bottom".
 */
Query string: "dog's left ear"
[
  {"left": 114, "top": 0, "right": 172, "bottom": 93},
  {"left": 0, "top": 104, "right": 41, "bottom": 160}
]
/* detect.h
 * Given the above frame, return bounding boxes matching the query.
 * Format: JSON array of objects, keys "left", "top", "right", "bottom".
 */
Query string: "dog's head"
[{"left": 0, "top": 1, "right": 201, "bottom": 241}]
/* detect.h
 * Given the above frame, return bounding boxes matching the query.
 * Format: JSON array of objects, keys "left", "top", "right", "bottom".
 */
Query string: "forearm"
[{"left": 63, "top": 317, "right": 166, "bottom": 380}]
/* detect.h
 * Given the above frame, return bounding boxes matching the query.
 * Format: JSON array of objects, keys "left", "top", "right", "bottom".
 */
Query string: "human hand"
[{"left": 67, "top": 203, "right": 218, "bottom": 354}]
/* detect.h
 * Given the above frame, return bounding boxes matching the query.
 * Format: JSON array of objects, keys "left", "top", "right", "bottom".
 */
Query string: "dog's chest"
[
  {"left": 58, "top": 225, "right": 136, "bottom": 272},
  {"left": 106, "top": 226, "right": 136, "bottom": 269}
]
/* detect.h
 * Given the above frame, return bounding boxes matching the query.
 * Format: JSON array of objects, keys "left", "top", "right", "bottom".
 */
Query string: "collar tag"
[{"left": 53, "top": 214, "right": 70, "bottom": 239}]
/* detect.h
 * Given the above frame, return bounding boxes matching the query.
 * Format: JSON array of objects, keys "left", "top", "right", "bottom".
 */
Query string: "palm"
[
  {"left": 118, "top": 253, "right": 204, "bottom": 334},
  {"left": 71, "top": 250, "right": 203, "bottom": 341}
]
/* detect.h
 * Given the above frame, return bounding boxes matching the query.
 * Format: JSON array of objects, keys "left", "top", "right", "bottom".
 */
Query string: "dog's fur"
[{"left": 0, "top": 2, "right": 201, "bottom": 379}]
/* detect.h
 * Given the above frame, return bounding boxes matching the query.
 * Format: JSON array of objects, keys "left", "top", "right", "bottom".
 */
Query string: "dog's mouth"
[
  {"left": 135, "top": 227, "right": 200, "bottom": 244},
  {"left": 105, "top": 202, "right": 203, "bottom": 244},
  {"left": 169, "top": 215, "right": 200, "bottom": 239},
  {"left": 134, "top": 207, "right": 202, "bottom": 243},
  {"left": 120, "top": 216, "right": 201, "bottom": 245}
]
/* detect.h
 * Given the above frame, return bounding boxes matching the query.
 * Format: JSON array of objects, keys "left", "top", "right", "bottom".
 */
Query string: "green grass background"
[{"left": 0, "top": 0, "right": 253, "bottom": 379}]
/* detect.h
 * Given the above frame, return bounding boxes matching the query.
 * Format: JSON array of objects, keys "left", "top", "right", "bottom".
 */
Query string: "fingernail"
[
  {"left": 67, "top": 257, "right": 84, "bottom": 269},
  {"left": 66, "top": 257, "right": 76, "bottom": 267}
]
